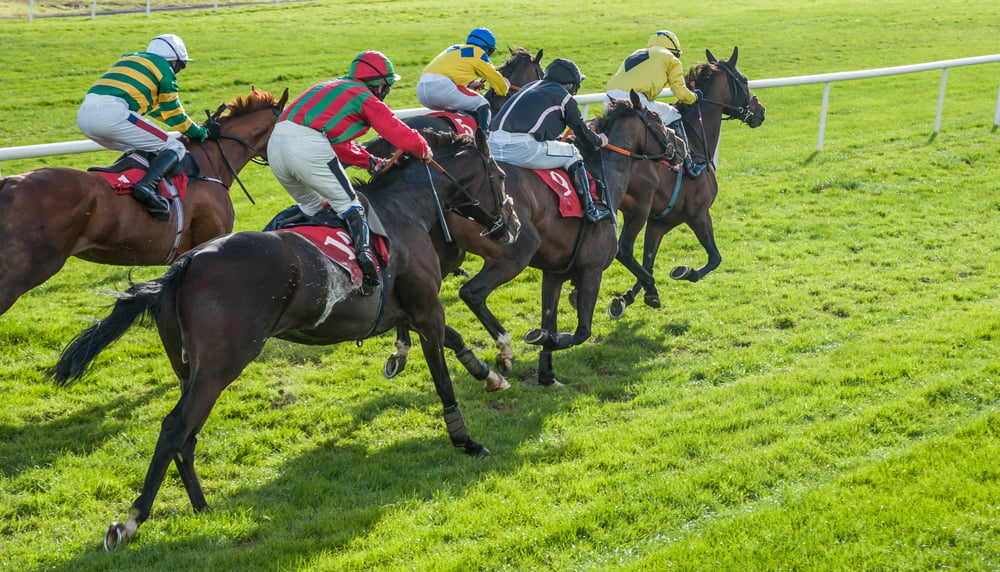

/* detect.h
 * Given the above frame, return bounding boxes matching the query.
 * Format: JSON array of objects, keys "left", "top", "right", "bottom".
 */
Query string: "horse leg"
[
  {"left": 0, "top": 244, "right": 68, "bottom": 317},
  {"left": 443, "top": 325, "right": 509, "bottom": 392},
  {"left": 384, "top": 327, "right": 412, "bottom": 378},
  {"left": 524, "top": 272, "right": 573, "bottom": 386},
  {"left": 610, "top": 214, "right": 656, "bottom": 318},
  {"left": 459, "top": 256, "right": 531, "bottom": 377},
  {"left": 674, "top": 213, "right": 721, "bottom": 283},
  {"left": 105, "top": 377, "right": 227, "bottom": 550},
  {"left": 639, "top": 219, "right": 680, "bottom": 307},
  {"left": 396, "top": 260, "right": 488, "bottom": 456}
]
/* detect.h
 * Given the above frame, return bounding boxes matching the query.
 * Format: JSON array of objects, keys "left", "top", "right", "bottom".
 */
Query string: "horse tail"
[{"left": 49, "top": 255, "right": 193, "bottom": 385}]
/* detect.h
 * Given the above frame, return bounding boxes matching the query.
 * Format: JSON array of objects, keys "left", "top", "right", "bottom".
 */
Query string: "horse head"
[
  {"left": 486, "top": 47, "right": 544, "bottom": 112},
  {"left": 695, "top": 48, "right": 766, "bottom": 128},
  {"left": 597, "top": 92, "right": 685, "bottom": 167}
]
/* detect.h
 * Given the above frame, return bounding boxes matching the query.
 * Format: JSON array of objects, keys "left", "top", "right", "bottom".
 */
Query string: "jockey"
[
  {"left": 78, "top": 34, "right": 217, "bottom": 220},
  {"left": 606, "top": 30, "right": 706, "bottom": 178},
  {"left": 416, "top": 27, "right": 510, "bottom": 135},
  {"left": 267, "top": 50, "right": 432, "bottom": 296},
  {"left": 488, "top": 58, "right": 611, "bottom": 223}
]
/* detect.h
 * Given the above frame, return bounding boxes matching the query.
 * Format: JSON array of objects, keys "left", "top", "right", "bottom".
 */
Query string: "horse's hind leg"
[
  {"left": 384, "top": 327, "right": 412, "bottom": 378},
  {"left": 459, "top": 257, "right": 531, "bottom": 377},
  {"left": 676, "top": 213, "right": 721, "bottom": 283},
  {"left": 444, "top": 325, "right": 509, "bottom": 392}
]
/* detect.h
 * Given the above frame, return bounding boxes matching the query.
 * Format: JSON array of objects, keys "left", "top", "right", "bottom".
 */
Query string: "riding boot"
[
  {"left": 342, "top": 207, "right": 380, "bottom": 296},
  {"left": 672, "top": 120, "right": 706, "bottom": 179},
  {"left": 568, "top": 161, "right": 610, "bottom": 223},
  {"left": 131, "top": 152, "right": 176, "bottom": 221},
  {"left": 473, "top": 104, "right": 492, "bottom": 136}
]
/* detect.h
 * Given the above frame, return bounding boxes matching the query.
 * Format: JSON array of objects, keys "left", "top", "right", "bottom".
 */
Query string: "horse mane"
[
  {"left": 686, "top": 63, "right": 716, "bottom": 90},
  {"left": 223, "top": 88, "right": 278, "bottom": 118},
  {"left": 496, "top": 47, "right": 533, "bottom": 74},
  {"left": 359, "top": 128, "right": 473, "bottom": 193}
]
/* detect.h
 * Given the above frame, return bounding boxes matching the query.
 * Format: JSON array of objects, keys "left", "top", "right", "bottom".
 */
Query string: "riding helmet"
[
  {"left": 347, "top": 50, "right": 401, "bottom": 86},
  {"left": 648, "top": 30, "right": 682, "bottom": 57},
  {"left": 147, "top": 34, "right": 192, "bottom": 62},
  {"left": 466, "top": 27, "right": 497, "bottom": 53}
]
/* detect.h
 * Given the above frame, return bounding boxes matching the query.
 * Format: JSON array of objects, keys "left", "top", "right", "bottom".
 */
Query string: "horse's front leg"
[
  {"left": 384, "top": 327, "right": 412, "bottom": 378},
  {"left": 443, "top": 325, "right": 509, "bottom": 392},
  {"left": 610, "top": 213, "right": 655, "bottom": 318},
  {"left": 524, "top": 272, "right": 574, "bottom": 386},
  {"left": 459, "top": 257, "right": 531, "bottom": 377}
]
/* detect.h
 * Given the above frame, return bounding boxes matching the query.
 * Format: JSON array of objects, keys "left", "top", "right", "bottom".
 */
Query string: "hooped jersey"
[
  {"left": 87, "top": 52, "right": 205, "bottom": 140},
  {"left": 279, "top": 78, "right": 430, "bottom": 168}
]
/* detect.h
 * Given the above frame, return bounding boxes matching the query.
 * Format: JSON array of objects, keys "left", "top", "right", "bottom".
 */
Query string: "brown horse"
[
  {"left": 383, "top": 92, "right": 684, "bottom": 386},
  {"left": 0, "top": 87, "right": 289, "bottom": 317},
  {"left": 49, "top": 129, "right": 516, "bottom": 550},
  {"left": 610, "top": 47, "right": 766, "bottom": 318}
]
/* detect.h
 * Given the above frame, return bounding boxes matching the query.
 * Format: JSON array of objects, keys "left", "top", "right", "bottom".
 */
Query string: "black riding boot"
[
  {"left": 473, "top": 104, "right": 492, "bottom": 136},
  {"left": 131, "top": 152, "right": 176, "bottom": 221},
  {"left": 671, "top": 121, "right": 706, "bottom": 179},
  {"left": 568, "top": 161, "right": 610, "bottom": 223},
  {"left": 342, "top": 207, "right": 380, "bottom": 296}
]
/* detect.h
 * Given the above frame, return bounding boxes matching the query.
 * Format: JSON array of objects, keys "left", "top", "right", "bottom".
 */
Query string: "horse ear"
[
  {"left": 706, "top": 49, "right": 717, "bottom": 63},
  {"left": 534, "top": 49, "right": 544, "bottom": 63},
  {"left": 278, "top": 88, "right": 290, "bottom": 109},
  {"left": 629, "top": 89, "right": 643, "bottom": 110},
  {"left": 729, "top": 46, "right": 739, "bottom": 66}
]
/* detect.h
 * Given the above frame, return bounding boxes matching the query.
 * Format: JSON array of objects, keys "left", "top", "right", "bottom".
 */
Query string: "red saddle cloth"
[
  {"left": 532, "top": 169, "right": 600, "bottom": 218},
  {"left": 427, "top": 111, "right": 478, "bottom": 137},
  {"left": 90, "top": 158, "right": 189, "bottom": 201},
  {"left": 275, "top": 226, "right": 389, "bottom": 290}
]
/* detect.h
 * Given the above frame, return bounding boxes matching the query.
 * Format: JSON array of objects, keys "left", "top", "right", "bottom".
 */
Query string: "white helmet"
[{"left": 147, "top": 34, "right": 192, "bottom": 62}]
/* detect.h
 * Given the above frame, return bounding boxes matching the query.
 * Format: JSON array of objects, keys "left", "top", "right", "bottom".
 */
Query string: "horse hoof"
[
  {"left": 524, "top": 328, "right": 550, "bottom": 345},
  {"left": 383, "top": 354, "right": 406, "bottom": 378},
  {"left": 104, "top": 522, "right": 125, "bottom": 551},
  {"left": 484, "top": 372, "right": 510, "bottom": 392},
  {"left": 464, "top": 441, "right": 492, "bottom": 457},
  {"left": 670, "top": 265, "right": 692, "bottom": 280},
  {"left": 608, "top": 296, "right": 627, "bottom": 319},
  {"left": 643, "top": 294, "right": 661, "bottom": 309},
  {"left": 494, "top": 354, "right": 513, "bottom": 377}
]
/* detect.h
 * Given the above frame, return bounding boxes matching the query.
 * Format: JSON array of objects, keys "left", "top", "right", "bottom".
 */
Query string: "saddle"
[
  {"left": 427, "top": 111, "right": 478, "bottom": 137},
  {"left": 88, "top": 151, "right": 198, "bottom": 200},
  {"left": 532, "top": 168, "right": 600, "bottom": 218},
  {"left": 274, "top": 225, "right": 390, "bottom": 291}
]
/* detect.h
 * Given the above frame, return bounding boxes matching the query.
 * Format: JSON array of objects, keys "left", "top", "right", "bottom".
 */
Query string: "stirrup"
[{"left": 586, "top": 204, "right": 612, "bottom": 223}]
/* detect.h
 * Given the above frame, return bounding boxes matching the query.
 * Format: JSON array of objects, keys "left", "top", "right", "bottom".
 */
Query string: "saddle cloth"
[
  {"left": 532, "top": 169, "right": 600, "bottom": 218},
  {"left": 88, "top": 152, "right": 192, "bottom": 200},
  {"left": 427, "top": 111, "right": 478, "bottom": 137},
  {"left": 275, "top": 225, "right": 389, "bottom": 289}
]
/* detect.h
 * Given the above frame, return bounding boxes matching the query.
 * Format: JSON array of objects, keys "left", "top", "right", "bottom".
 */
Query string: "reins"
[{"left": 194, "top": 102, "right": 282, "bottom": 205}]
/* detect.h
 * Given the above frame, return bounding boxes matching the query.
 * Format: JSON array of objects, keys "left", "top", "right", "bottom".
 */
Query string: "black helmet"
[{"left": 543, "top": 58, "right": 585, "bottom": 85}]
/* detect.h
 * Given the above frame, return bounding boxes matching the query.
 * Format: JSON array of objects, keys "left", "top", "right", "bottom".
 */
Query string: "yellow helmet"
[{"left": 648, "top": 30, "right": 682, "bottom": 57}]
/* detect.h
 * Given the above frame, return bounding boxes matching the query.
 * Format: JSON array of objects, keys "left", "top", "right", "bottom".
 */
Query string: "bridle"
[
  {"left": 695, "top": 61, "right": 757, "bottom": 124},
  {"left": 426, "top": 149, "right": 511, "bottom": 242},
  {"left": 602, "top": 104, "right": 683, "bottom": 164},
  {"left": 194, "top": 102, "right": 283, "bottom": 204}
]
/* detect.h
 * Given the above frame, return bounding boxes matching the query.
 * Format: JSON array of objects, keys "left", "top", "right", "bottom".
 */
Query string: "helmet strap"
[{"left": 354, "top": 57, "right": 391, "bottom": 85}]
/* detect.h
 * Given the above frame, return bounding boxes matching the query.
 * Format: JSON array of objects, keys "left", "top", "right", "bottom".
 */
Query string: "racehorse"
[
  {"left": 49, "top": 129, "right": 517, "bottom": 550},
  {"left": 404, "top": 47, "right": 544, "bottom": 135},
  {"left": 610, "top": 47, "right": 766, "bottom": 318},
  {"left": 381, "top": 92, "right": 684, "bottom": 386},
  {"left": 0, "top": 87, "right": 289, "bottom": 318}
]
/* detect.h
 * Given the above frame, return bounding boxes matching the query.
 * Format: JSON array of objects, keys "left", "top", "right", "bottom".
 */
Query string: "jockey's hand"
[
  {"left": 203, "top": 120, "right": 222, "bottom": 141},
  {"left": 422, "top": 148, "right": 434, "bottom": 162},
  {"left": 598, "top": 133, "right": 609, "bottom": 147},
  {"left": 467, "top": 79, "right": 486, "bottom": 91},
  {"left": 368, "top": 156, "right": 387, "bottom": 176},
  {"left": 693, "top": 89, "right": 703, "bottom": 102}
]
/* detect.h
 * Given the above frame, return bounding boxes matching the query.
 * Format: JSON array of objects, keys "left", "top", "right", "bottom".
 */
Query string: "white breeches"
[
  {"left": 267, "top": 120, "right": 363, "bottom": 216},
  {"left": 417, "top": 73, "right": 487, "bottom": 112},
  {"left": 77, "top": 93, "right": 186, "bottom": 160},
  {"left": 487, "top": 130, "right": 582, "bottom": 170},
  {"left": 606, "top": 89, "right": 681, "bottom": 125}
]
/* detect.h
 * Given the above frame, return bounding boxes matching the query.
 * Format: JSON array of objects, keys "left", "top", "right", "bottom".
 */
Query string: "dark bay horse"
[
  {"left": 0, "top": 87, "right": 289, "bottom": 318},
  {"left": 610, "top": 47, "right": 766, "bottom": 318},
  {"left": 383, "top": 92, "right": 683, "bottom": 386},
  {"left": 49, "top": 129, "right": 516, "bottom": 550}
]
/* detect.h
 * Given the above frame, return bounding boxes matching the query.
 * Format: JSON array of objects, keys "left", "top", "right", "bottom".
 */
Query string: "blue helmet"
[{"left": 466, "top": 27, "right": 497, "bottom": 53}]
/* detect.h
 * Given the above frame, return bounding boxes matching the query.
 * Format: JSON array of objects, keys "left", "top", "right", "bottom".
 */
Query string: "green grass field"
[{"left": 2, "top": 0, "right": 999, "bottom": 569}]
